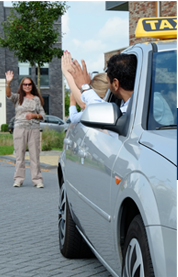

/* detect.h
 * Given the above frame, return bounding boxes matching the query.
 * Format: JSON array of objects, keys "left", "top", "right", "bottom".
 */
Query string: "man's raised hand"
[{"left": 68, "top": 59, "right": 91, "bottom": 89}]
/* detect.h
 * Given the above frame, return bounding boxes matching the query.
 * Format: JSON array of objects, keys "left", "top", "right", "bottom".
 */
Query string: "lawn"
[
  {"left": 0, "top": 133, "right": 14, "bottom": 155},
  {"left": 0, "top": 130, "right": 64, "bottom": 155}
]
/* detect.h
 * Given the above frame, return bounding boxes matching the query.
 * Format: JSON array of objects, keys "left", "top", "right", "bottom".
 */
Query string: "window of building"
[
  {"left": 18, "top": 62, "right": 32, "bottom": 84},
  {"left": 36, "top": 63, "right": 49, "bottom": 87}
]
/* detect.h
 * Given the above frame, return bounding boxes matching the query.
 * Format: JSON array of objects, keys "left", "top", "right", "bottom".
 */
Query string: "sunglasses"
[{"left": 23, "top": 83, "right": 32, "bottom": 86}]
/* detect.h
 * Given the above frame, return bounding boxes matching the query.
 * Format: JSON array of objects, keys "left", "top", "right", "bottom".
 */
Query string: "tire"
[
  {"left": 58, "top": 179, "right": 93, "bottom": 258},
  {"left": 122, "top": 215, "right": 155, "bottom": 277}
]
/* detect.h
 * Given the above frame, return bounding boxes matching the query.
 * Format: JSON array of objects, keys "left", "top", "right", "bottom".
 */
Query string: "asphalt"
[{"left": 0, "top": 150, "right": 61, "bottom": 170}]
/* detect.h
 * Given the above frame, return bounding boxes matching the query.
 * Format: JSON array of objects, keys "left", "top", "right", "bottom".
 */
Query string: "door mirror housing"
[
  {"left": 80, "top": 103, "right": 121, "bottom": 133},
  {"left": 80, "top": 102, "right": 131, "bottom": 136}
]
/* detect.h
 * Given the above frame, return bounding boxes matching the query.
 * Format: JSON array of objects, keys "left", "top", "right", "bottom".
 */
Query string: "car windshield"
[{"left": 148, "top": 50, "right": 177, "bottom": 130}]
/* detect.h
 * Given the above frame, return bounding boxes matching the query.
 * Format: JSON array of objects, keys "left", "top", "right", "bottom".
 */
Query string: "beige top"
[{"left": 7, "top": 93, "right": 45, "bottom": 129}]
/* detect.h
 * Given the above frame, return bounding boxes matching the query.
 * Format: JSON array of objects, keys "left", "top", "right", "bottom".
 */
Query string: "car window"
[
  {"left": 58, "top": 119, "right": 64, "bottom": 125},
  {"left": 48, "top": 116, "right": 59, "bottom": 124},
  {"left": 44, "top": 116, "right": 48, "bottom": 123},
  {"left": 10, "top": 117, "right": 15, "bottom": 123},
  {"left": 148, "top": 50, "right": 177, "bottom": 130}
]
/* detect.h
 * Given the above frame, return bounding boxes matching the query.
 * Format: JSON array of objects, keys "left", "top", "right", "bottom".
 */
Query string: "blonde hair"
[{"left": 91, "top": 73, "right": 108, "bottom": 99}]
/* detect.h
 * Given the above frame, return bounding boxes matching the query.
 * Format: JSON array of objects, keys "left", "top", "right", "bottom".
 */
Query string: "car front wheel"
[{"left": 122, "top": 215, "right": 155, "bottom": 277}]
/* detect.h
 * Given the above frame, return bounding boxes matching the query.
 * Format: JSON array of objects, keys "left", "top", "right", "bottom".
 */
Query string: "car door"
[
  {"left": 47, "top": 115, "right": 60, "bottom": 131},
  {"left": 57, "top": 118, "right": 67, "bottom": 133},
  {"left": 76, "top": 127, "right": 125, "bottom": 268},
  {"left": 64, "top": 122, "right": 89, "bottom": 204},
  {"left": 69, "top": 48, "right": 143, "bottom": 271}
]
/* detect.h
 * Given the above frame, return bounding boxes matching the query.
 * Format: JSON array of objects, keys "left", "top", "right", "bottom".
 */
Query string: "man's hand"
[{"left": 68, "top": 59, "right": 91, "bottom": 89}]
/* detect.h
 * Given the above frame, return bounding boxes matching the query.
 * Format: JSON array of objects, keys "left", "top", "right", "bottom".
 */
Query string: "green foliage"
[
  {"left": 1, "top": 124, "right": 9, "bottom": 132},
  {"left": 0, "top": 1, "right": 68, "bottom": 91},
  {"left": 65, "top": 90, "right": 70, "bottom": 117},
  {"left": 42, "top": 128, "right": 65, "bottom": 151},
  {"left": 65, "top": 89, "right": 82, "bottom": 117}
]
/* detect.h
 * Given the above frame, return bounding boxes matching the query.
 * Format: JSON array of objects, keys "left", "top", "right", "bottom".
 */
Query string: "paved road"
[{"left": 0, "top": 160, "right": 112, "bottom": 277}]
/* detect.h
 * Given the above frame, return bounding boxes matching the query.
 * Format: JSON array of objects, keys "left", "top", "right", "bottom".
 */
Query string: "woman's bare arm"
[{"left": 62, "top": 51, "right": 86, "bottom": 110}]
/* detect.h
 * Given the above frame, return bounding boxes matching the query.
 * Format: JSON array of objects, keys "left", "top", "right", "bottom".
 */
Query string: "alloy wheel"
[
  {"left": 58, "top": 183, "right": 67, "bottom": 247},
  {"left": 122, "top": 238, "right": 144, "bottom": 277}
]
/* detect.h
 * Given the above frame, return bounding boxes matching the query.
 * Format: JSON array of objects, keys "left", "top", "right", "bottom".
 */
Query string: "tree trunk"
[{"left": 37, "top": 63, "right": 41, "bottom": 94}]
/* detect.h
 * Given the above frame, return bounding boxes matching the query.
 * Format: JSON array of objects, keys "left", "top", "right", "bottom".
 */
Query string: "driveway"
[{"left": 0, "top": 160, "right": 112, "bottom": 277}]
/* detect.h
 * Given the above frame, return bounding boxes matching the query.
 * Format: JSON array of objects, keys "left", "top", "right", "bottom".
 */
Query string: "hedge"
[{"left": 1, "top": 124, "right": 8, "bottom": 132}]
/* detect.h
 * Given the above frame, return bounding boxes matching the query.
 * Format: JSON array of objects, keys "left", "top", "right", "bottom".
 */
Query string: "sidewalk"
[{"left": 0, "top": 150, "right": 62, "bottom": 170}]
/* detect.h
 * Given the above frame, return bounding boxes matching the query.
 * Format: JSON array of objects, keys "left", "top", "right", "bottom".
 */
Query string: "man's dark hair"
[{"left": 106, "top": 54, "right": 137, "bottom": 91}]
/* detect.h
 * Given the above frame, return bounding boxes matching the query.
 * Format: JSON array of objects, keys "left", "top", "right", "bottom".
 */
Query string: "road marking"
[{"left": 0, "top": 159, "right": 50, "bottom": 172}]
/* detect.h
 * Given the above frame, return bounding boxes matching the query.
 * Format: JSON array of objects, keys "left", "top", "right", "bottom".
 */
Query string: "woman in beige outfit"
[{"left": 5, "top": 71, "right": 45, "bottom": 188}]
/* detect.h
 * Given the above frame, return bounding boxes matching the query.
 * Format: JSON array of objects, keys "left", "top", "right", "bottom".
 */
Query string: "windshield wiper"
[{"left": 156, "top": 124, "right": 177, "bottom": 130}]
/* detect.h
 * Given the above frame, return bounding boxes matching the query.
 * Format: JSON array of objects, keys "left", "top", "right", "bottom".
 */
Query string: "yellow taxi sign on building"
[{"left": 135, "top": 17, "right": 177, "bottom": 39}]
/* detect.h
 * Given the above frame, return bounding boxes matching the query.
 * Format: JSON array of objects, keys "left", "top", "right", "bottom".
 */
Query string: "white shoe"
[
  {"left": 13, "top": 183, "right": 22, "bottom": 187},
  {"left": 36, "top": 183, "right": 44, "bottom": 188}
]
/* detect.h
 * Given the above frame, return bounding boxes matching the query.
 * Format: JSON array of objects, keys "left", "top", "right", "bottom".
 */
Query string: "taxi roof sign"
[{"left": 135, "top": 17, "right": 177, "bottom": 39}]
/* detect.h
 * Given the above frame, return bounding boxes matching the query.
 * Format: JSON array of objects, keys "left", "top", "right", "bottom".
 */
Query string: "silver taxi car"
[{"left": 58, "top": 17, "right": 177, "bottom": 277}]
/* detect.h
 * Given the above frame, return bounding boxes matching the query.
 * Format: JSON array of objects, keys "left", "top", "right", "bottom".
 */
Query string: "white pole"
[
  {"left": 62, "top": 74, "right": 65, "bottom": 120},
  {"left": 157, "top": 1, "right": 160, "bottom": 17},
  {"left": 0, "top": 79, "right": 6, "bottom": 128}
]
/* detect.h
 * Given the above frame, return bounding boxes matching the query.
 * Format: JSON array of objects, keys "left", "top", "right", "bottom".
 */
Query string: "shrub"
[
  {"left": 1, "top": 124, "right": 9, "bottom": 132},
  {"left": 42, "top": 128, "right": 65, "bottom": 151}
]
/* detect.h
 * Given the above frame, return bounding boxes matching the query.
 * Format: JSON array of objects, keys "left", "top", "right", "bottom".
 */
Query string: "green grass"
[
  {"left": 0, "top": 133, "right": 13, "bottom": 146},
  {"left": 0, "top": 133, "right": 14, "bottom": 155},
  {"left": 52, "top": 148, "right": 63, "bottom": 151},
  {"left": 0, "top": 146, "right": 14, "bottom": 155},
  {"left": 0, "top": 129, "right": 65, "bottom": 155}
]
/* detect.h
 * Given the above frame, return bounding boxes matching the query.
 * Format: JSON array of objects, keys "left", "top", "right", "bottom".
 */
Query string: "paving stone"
[{"left": 0, "top": 161, "right": 112, "bottom": 277}]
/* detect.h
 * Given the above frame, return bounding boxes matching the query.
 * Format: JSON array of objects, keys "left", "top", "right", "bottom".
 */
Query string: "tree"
[{"left": 0, "top": 1, "right": 68, "bottom": 93}]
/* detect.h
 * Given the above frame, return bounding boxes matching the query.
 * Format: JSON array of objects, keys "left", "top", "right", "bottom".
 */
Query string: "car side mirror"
[{"left": 80, "top": 102, "right": 122, "bottom": 133}]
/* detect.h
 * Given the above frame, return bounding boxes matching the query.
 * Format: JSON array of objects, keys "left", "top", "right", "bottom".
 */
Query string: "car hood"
[{"left": 139, "top": 129, "right": 177, "bottom": 166}]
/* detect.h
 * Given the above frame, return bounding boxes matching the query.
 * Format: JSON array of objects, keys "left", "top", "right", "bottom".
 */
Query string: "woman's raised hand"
[
  {"left": 61, "top": 51, "right": 75, "bottom": 77},
  {"left": 5, "top": 71, "right": 14, "bottom": 83}
]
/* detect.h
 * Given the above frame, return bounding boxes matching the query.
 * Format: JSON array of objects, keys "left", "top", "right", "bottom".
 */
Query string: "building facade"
[
  {"left": 0, "top": 2, "right": 64, "bottom": 126},
  {"left": 105, "top": 1, "right": 177, "bottom": 65}
]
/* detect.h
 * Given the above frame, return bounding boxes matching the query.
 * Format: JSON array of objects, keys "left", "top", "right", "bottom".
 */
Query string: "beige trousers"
[{"left": 13, "top": 128, "right": 43, "bottom": 185}]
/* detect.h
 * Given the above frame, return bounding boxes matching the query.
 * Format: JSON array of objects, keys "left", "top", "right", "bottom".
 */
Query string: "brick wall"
[
  {"left": 161, "top": 1, "right": 177, "bottom": 17},
  {"left": 129, "top": 1, "right": 177, "bottom": 45},
  {"left": 104, "top": 47, "right": 126, "bottom": 69},
  {"left": 129, "top": 1, "right": 156, "bottom": 45},
  {"left": 105, "top": 1, "right": 177, "bottom": 65}
]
